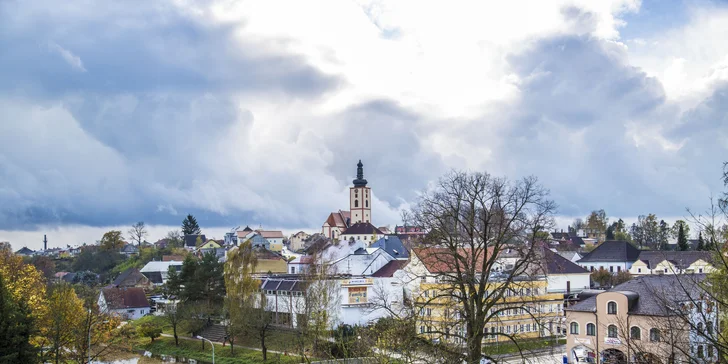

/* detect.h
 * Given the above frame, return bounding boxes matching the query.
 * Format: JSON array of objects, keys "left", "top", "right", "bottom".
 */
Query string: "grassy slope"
[{"left": 135, "top": 337, "right": 302, "bottom": 364}]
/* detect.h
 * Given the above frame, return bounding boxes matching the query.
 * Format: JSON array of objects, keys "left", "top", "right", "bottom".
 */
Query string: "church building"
[{"left": 322, "top": 160, "right": 373, "bottom": 239}]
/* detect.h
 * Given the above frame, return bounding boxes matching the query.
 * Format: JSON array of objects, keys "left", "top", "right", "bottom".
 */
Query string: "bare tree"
[
  {"left": 128, "top": 221, "right": 148, "bottom": 247},
  {"left": 407, "top": 171, "right": 556, "bottom": 364}
]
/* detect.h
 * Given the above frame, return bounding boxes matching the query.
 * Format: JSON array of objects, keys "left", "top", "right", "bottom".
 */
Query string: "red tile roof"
[
  {"left": 413, "top": 247, "right": 494, "bottom": 274},
  {"left": 372, "top": 260, "right": 409, "bottom": 277},
  {"left": 258, "top": 230, "right": 285, "bottom": 239}
]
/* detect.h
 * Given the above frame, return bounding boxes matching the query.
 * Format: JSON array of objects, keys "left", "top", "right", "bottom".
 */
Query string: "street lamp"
[
  {"left": 196, "top": 335, "right": 215, "bottom": 364},
  {"left": 87, "top": 317, "right": 109, "bottom": 364}
]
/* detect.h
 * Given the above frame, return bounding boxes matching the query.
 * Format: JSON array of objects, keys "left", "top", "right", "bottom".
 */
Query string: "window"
[
  {"left": 631, "top": 326, "right": 641, "bottom": 340},
  {"left": 291, "top": 266, "right": 296, "bottom": 274},
  {"left": 141, "top": 310, "right": 145, "bottom": 315},
  {"left": 698, "top": 345, "right": 704, "bottom": 359},
  {"left": 526, "top": 324, "right": 531, "bottom": 332},
  {"left": 638, "top": 268, "right": 642, "bottom": 273},
  {"left": 608, "top": 325, "right": 618, "bottom": 338},
  {"left": 570, "top": 322, "right": 579, "bottom": 335},
  {"left": 617, "top": 266, "right": 621, "bottom": 272},
  {"left": 506, "top": 325, "right": 511, "bottom": 333},
  {"left": 591, "top": 266, "right": 595, "bottom": 272},
  {"left": 426, "top": 308, "right": 432, "bottom": 316},
  {"left": 708, "top": 345, "right": 714, "bottom": 358},
  {"left": 420, "top": 326, "right": 425, "bottom": 334},
  {"left": 610, "top": 266, "right": 614, "bottom": 273},
  {"left": 699, "top": 268, "right": 704, "bottom": 273},
  {"left": 650, "top": 328, "right": 660, "bottom": 342},
  {"left": 586, "top": 323, "right": 596, "bottom": 336},
  {"left": 365, "top": 200, "right": 368, "bottom": 207},
  {"left": 698, "top": 322, "right": 704, "bottom": 333},
  {"left": 354, "top": 200, "right": 359, "bottom": 207},
  {"left": 607, "top": 301, "right": 617, "bottom": 315},
  {"left": 707, "top": 321, "right": 714, "bottom": 335}
]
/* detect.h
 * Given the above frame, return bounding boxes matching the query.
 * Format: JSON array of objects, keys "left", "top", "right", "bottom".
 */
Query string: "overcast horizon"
[{"left": 2, "top": 0, "right": 728, "bottom": 250}]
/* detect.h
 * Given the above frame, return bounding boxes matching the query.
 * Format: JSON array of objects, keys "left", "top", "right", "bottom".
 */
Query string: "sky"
[{"left": 2, "top": 0, "right": 728, "bottom": 250}]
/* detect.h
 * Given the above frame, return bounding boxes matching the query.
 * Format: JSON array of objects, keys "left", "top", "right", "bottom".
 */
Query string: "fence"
[{"left": 311, "top": 358, "right": 378, "bottom": 364}]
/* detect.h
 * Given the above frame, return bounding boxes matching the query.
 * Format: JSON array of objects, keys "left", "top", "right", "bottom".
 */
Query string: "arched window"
[
  {"left": 570, "top": 322, "right": 579, "bottom": 335},
  {"left": 698, "top": 345, "right": 704, "bottom": 359},
  {"left": 650, "top": 328, "right": 660, "bottom": 342},
  {"left": 698, "top": 322, "right": 704, "bottom": 333},
  {"left": 608, "top": 325, "right": 618, "bottom": 338},
  {"left": 354, "top": 200, "right": 359, "bottom": 207},
  {"left": 707, "top": 321, "right": 714, "bottom": 335},
  {"left": 607, "top": 301, "right": 617, "bottom": 315},
  {"left": 586, "top": 323, "right": 596, "bottom": 336},
  {"left": 631, "top": 326, "right": 641, "bottom": 340}
]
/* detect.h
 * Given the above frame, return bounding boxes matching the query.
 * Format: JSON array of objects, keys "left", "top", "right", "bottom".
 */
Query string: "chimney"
[{"left": 43, "top": 234, "right": 47, "bottom": 251}]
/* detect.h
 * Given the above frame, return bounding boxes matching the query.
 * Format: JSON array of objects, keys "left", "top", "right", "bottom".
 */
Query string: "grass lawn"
[
  {"left": 484, "top": 337, "right": 566, "bottom": 356},
  {"left": 235, "top": 328, "right": 303, "bottom": 353},
  {"left": 134, "top": 336, "right": 303, "bottom": 364}
]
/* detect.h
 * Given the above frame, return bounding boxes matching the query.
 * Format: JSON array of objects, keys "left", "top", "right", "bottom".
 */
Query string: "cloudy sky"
[{"left": 2, "top": 0, "right": 728, "bottom": 250}]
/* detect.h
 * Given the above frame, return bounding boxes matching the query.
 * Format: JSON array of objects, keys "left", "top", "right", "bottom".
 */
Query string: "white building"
[
  {"left": 140, "top": 260, "right": 184, "bottom": 285},
  {"left": 629, "top": 251, "right": 715, "bottom": 275},
  {"left": 576, "top": 240, "right": 641, "bottom": 273},
  {"left": 98, "top": 287, "right": 150, "bottom": 320}
]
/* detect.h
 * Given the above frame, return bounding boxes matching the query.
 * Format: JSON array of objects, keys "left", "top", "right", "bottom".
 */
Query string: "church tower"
[{"left": 350, "top": 160, "right": 371, "bottom": 224}]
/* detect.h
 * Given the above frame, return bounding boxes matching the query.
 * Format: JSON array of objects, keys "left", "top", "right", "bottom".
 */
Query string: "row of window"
[
  {"left": 419, "top": 322, "right": 540, "bottom": 336},
  {"left": 421, "top": 287, "right": 543, "bottom": 298},
  {"left": 569, "top": 322, "right": 662, "bottom": 341},
  {"left": 264, "top": 289, "right": 303, "bottom": 296}
]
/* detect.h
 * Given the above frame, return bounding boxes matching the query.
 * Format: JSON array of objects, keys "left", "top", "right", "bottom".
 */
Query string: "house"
[
  {"left": 253, "top": 248, "right": 288, "bottom": 274},
  {"left": 140, "top": 261, "right": 184, "bottom": 285},
  {"left": 542, "top": 249, "right": 590, "bottom": 294},
  {"left": 565, "top": 274, "right": 714, "bottom": 364},
  {"left": 369, "top": 235, "right": 409, "bottom": 260},
  {"left": 163, "top": 255, "right": 186, "bottom": 262},
  {"left": 339, "top": 222, "right": 383, "bottom": 243},
  {"left": 287, "top": 255, "right": 314, "bottom": 274},
  {"left": 394, "top": 225, "right": 426, "bottom": 236},
  {"left": 98, "top": 287, "right": 151, "bottom": 320},
  {"left": 121, "top": 244, "right": 139, "bottom": 257},
  {"left": 577, "top": 240, "right": 641, "bottom": 273},
  {"left": 257, "top": 230, "right": 285, "bottom": 251},
  {"left": 405, "top": 247, "right": 565, "bottom": 342},
  {"left": 197, "top": 247, "right": 226, "bottom": 262},
  {"left": 288, "top": 231, "right": 309, "bottom": 252},
  {"left": 197, "top": 240, "right": 222, "bottom": 250},
  {"left": 629, "top": 251, "right": 715, "bottom": 275},
  {"left": 154, "top": 238, "right": 170, "bottom": 249},
  {"left": 14, "top": 247, "right": 35, "bottom": 256},
  {"left": 184, "top": 234, "right": 206, "bottom": 251},
  {"left": 113, "top": 268, "right": 153, "bottom": 290}
]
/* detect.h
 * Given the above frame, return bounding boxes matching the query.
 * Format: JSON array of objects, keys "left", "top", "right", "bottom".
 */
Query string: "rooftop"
[
  {"left": 101, "top": 287, "right": 150, "bottom": 309},
  {"left": 577, "top": 240, "right": 641, "bottom": 263}
]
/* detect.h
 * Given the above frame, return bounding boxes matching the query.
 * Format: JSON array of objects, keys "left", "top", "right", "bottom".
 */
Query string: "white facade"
[
  {"left": 546, "top": 273, "right": 590, "bottom": 293},
  {"left": 140, "top": 261, "right": 183, "bottom": 285},
  {"left": 579, "top": 261, "right": 632, "bottom": 273},
  {"left": 97, "top": 292, "right": 149, "bottom": 320}
]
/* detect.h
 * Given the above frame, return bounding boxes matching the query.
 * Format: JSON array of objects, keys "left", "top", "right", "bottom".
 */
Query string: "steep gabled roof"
[
  {"left": 101, "top": 287, "right": 149, "bottom": 309},
  {"left": 577, "top": 240, "right": 641, "bottom": 263},
  {"left": 14, "top": 247, "right": 34, "bottom": 255},
  {"left": 113, "top": 268, "right": 146, "bottom": 286},
  {"left": 342, "top": 222, "right": 383, "bottom": 236},
  {"left": 370, "top": 235, "right": 409, "bottom": 259},
  {"left": 184, "top": 234, "right": 206, "bottom": 247},
  {"left": 543, "top": 249, "right": 589, "bottom": 274},
  {"left": 372, "top": 260, "right": 409, "bottom": 277},
  {"left": 636, "top": 251, "right": 713, "bottom": 269},
  {"left": 413, "top": 247, "right": 494, "bottom": 274}
]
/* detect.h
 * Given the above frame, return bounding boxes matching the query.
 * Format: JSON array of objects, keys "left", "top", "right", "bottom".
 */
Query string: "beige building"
[
  {"left": 629, "top": 251, "right": 715, "bottom": 275},
  {"left": 565, "top": 275, "right": 715, "bottom": 364},
  {"left": 288, "top": 231, "right": 309, "bottom": 251}
]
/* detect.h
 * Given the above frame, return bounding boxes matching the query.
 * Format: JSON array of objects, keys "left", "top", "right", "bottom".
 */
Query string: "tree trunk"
[
  {"left": 466, "top": 332, "right": 484, "bottom": 364},
  {"left": 230, "top": 339, "right": 235, "bottom": 354},
  {"left": 173, "top": 325, "right": 179, "bottom": 346},
  {"left": 261, "top": 335, "right": 267, "bottom": 361}
]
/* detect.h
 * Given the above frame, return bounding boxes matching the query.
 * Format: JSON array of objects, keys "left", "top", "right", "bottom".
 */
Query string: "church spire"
[{"left": 353, "top": 159, "right": 368, "bottom": 187}]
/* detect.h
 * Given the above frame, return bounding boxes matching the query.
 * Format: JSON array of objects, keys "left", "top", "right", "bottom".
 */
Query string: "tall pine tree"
[
  {"left": 677, "top": 224, "right": 689, "bottom": 251},
  {"left": 697, "top": 232, "right": 705, "bottom": 251},
  {"left": 182, "top": 214, "right": 201, "bottom": 235},
  {"left": 0, "top": 273, "right": 36, "bottom": 363}
]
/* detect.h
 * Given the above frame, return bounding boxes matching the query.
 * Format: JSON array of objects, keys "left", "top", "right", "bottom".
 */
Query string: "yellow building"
[
  {"left": 408, "top": 248, "right": 565, "bottom": 345},
  {"left": 197, "top": 240, "right": 222, "bottom": 250}
]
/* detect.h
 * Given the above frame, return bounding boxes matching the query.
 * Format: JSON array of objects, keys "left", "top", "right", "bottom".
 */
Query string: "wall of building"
[
  {"left": 580, "top": 261, "right": 632, "bottom": 273},
  {"left": 547, "top": 273, "right": 591, "bottom": 293},
  {"left": 256, "top": 259, "right": 288, "bottom": 274}
]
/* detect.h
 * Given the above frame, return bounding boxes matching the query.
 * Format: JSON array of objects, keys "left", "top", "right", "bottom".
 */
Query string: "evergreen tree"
[
  {"left": 196, "top": 250, "right": 226, "bottom": 309},
  {"left": 182, "top": 214, "right": 201, "bottom": 235},
  {"left": 0, "top": 273, "right": 36, "bottom": 363},
  {"left": 677, "top": 224, "right": 689, "bottom": 251},
  {"left": 165, "top": 265, "right": 182, "bottom": 298},
  {"left": 605, "top": 225, "right": 615, "bottom": 240},
  {"left": 179, "top": 255, "right": 199, "bottom": 302},
  {"left": 697, "top": 232, "right": 706, "bottom": 251}
]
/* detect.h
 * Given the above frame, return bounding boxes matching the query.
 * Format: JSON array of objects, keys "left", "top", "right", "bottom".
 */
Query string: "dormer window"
[{"left": 607, "top": 301, "right": 617, "bottom": 315}]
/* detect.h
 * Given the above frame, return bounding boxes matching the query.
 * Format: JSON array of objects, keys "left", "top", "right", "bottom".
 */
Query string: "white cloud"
[{"left": 48, "top": 41, "right": 86, "bottom": 72}]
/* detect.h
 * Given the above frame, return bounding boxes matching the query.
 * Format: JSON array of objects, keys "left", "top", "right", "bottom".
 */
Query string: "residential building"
[
  {"left": 98, "top": 287, "right": 151, "bottom": 320},
  {"left": 184, "top": 234, "right": 207, "bottom": 251},
  {"left": 370, "top": 235, "right": 410, "bottom": 260},
  {"left": 197, "top": 240, "right": 222, "bottom": 250},
  {"left": 14, "top": 247, "right": 35, "bottom": 256},
  {"left": 339, "top": 222, "right": 384, "bottom": 243},
  {"left": 289, "top": 231, "right": 309, "bottom": 251},
  {"left": 565, "top": 274, "right": 715, "bottom": 364},
  {"left": 258, "top": 230, "right": 285, "bottom": 251},
  {"left": 629, "top": 251, "right": 715, "bottom": 275},
  {"left": 405, "top": 248, "right": 565, "bottom": 344},
  {"left": 542, "top": 249, "right": 590, "bottom": 295},
  {"left": 556, "top": 251, "right": 583, "bottom": 264},
  {"left": 113, "top": 267, "right": 153, "bottom": 290},
  {"left": 577, "top": 240, "right": 642, "bottom": 273},
  {"left": 140, "top": 260, "right": 184, "bottom": 285},
  {"left": 253, "top": 248, "right": 287, "bottom": 274},
  {"left": 287, "top": 255, "right": 313, "bottom": 275},
  {"left": 121, "top": 244, "right": 139, "bottom": 257}
]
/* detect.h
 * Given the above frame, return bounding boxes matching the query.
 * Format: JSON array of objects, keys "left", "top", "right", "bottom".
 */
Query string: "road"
[{"left": 498, "top": 345, "right": 566, "bottom": 364}]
